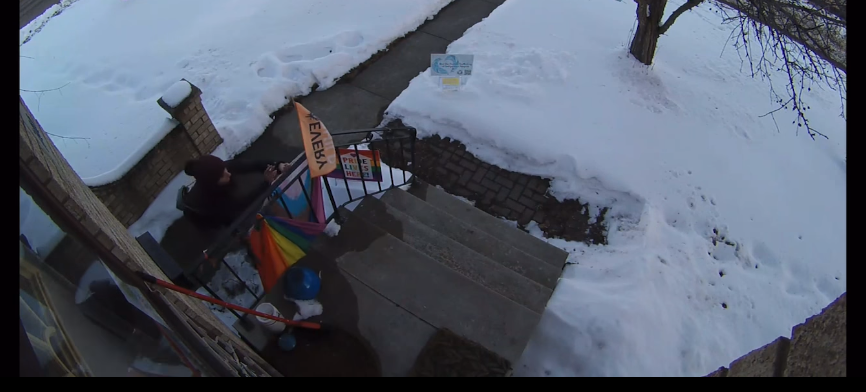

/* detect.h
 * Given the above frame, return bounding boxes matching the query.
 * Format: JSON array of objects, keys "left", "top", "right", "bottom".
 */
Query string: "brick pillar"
[{"left": 157, "top": 79, "right": 223, "bottom": 156}]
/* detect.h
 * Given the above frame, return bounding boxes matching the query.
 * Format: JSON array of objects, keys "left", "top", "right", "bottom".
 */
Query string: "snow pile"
[
  {"left": 20, "top": 0, "right": 453, "bottom": 185},
  {"left": 161, "top": 80, "right": 192, "bottom": 108},
  {"left": 127, "top": 172, "right": 197, "bottom": 243},
  {"left": 384, "top": 0, "right": 845, "bottom": 377}
]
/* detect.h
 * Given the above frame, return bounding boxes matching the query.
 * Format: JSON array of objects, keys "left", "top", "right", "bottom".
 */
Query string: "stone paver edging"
[{"left": 375, "top": 122, "right": 608, "bottom": 245}]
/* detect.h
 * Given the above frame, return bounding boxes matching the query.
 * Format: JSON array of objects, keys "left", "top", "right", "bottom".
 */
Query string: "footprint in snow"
[{"left": 255, "top": 54, "right": 282, "bottom": 78}]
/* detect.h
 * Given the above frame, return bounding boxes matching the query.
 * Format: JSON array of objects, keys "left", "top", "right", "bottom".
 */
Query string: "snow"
[
  {"left": 323, "top": 221, "right": 342, "bottom": 237},
  {"left": 161, "top": 80, "right": 192, "bottom": 108},
  {"left": 19, "top": 0, "right": 453, "bottom": 186},
  {"left": 383, "top": 0, "right": 845, "bottom": 377},
  {"left": 291, "top": 299, "right": 324, "bottom": 321},
  {"left": 128, "top": 173, "right": 191, "bottom": 243}
]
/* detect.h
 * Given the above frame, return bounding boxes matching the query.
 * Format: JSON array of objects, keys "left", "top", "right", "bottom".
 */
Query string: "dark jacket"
[{"left": 184, "top": 159, "right": 276, "bottom": 228}]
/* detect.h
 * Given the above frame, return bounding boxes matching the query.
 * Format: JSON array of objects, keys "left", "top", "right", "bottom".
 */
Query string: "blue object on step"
[
  {"left": 278, "top": 333, "right": 297, "bottom": 352},
  {"left": 283, "top": 266, "right": 321, "bottom": 300}
]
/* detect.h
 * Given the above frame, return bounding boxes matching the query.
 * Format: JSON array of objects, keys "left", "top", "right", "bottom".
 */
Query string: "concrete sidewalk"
[{"left": 265, "top": 0, "right": 505, "bottom": 149}]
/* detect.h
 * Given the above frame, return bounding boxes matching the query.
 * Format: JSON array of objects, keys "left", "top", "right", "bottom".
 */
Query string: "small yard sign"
[
  {"left": 431, "top": 54, "right": 474, "bottom": 91},
  {"left": 327, "top": 149, "right": 383, "bottom": 182}
]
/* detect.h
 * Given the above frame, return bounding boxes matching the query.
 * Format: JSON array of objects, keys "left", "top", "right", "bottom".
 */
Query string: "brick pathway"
[{"left": 375, "top": 122, "right": 609, "bottom": 245}]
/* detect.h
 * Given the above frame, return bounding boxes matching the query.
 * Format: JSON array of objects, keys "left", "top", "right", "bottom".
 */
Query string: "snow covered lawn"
[
  {"left": 384, "top": 0, "right": 846, "bottom": 377},
  {"left": 20, "top": 0, "right": 453, "bottom": 185}
]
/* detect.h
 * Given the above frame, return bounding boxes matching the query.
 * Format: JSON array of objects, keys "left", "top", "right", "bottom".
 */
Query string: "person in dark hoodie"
[{"left": 182, "top": 155, "right": 290, "bottom": 228}]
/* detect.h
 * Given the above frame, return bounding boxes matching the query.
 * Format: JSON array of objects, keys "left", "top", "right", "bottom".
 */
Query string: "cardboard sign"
[
  {"left": 327, "top": 149, "right": 383, "bottom": 182},
  {"left": 296, "top": 102, "right": 337, "bottom": 178}
]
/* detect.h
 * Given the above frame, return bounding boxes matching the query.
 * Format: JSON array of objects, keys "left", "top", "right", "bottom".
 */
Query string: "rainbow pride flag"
[{"left": 248, "top": 173, "right": 327, "bottom": 294}]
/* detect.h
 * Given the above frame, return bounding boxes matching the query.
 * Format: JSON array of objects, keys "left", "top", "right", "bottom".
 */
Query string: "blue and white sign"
[{"left": 430, "top": 54, "right": 474, "bottom": 77}]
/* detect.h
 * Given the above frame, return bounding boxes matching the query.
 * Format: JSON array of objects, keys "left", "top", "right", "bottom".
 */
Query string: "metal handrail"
[{"left": 188, "top": 126, "right": 416, "bottom": 316}]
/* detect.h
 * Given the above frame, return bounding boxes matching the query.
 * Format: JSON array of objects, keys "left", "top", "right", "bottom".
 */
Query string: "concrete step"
[
  {"left": 353, "top": 195, "right": 551, "bottom": 314},
  {"left": 406, "top": 181, "right": 568, "bottom": 269},
  {"left": 315, "top": 208, "right": 540, "bottom": 364},
  {"left": 379, "top": 188, "right": 561, "bottom": 290},
  {"left": 343, "top": 272, "right": 437, "bottom": 377}
]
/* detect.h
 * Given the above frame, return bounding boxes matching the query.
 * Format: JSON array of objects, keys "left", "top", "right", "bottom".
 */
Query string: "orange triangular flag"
[{"left": 295, "top": 101, "right": 337, "bottom": 178}]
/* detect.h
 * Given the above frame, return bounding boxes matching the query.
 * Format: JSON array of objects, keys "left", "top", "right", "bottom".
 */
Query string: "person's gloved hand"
[{"left": 277, "top": 162, "right": 290, "bottom": 173}]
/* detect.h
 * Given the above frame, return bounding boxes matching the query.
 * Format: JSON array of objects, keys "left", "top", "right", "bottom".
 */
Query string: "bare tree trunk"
[{"left": 630, "top": 0, "right": 668, "bottom": 65}]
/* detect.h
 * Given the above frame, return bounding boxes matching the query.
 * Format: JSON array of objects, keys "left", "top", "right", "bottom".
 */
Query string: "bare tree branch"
[
  {"left": 19, "top": 82, "right": 70, "bottom": 93},
  {"left": 715, "top": 0, "right": 846, "bottom": 72},
  {"left": 45, "top": 132, "right": 90, "bottom": 141},
  {"left": 716, "top": 0, "right": 844, "bottom": 139},
  {"left": 660, "top": 0, "right": 706, "bottom": 35}
]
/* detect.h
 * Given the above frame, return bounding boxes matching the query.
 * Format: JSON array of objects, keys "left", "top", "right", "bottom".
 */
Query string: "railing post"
[
  {"left": 410, "top": 128, "right": 417, "bottom": 184},
  {"left": 338, "top": 154, "right": 353, "bottom": 201},
  {"left": 398, "top": 139, "right": 407, "bottom": 183},
  {"left": 371, "top": 144, "right": 383, "bottom": 193},
  {"left": 275, "top": 190, "right": 294, "bottom": 219},
  {"left": 353, "top": 144, "right": 369, "bottom": 197},
  {"left": 384, "top": 137, "right": 396, "bottom": 188},
  {"left": 323, "top": 178, "right": 341, "bottom": 223},
  {"left": 299, "top": 176, "right": 315, "bottom": 223}
]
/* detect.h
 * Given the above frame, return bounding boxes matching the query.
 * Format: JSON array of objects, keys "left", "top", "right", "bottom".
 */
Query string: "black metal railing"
[{"left": 187, "top": 126, "right": 416, "bottom": 321}]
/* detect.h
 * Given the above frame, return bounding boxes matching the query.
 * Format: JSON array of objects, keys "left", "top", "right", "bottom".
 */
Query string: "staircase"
[{"left": 310, "top": 180, "right": 568, "bottom": 376}]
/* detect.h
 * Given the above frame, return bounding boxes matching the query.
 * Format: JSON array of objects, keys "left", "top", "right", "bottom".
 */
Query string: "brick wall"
[
  {"left": 705, "top": 293, "right": 846, "bottom": 377},
  {"left": 20, "top": 96, "right": 275, "bottom": 377},
  {"left": 90, "top": 79, "right": 223, "bottom": 227}
]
